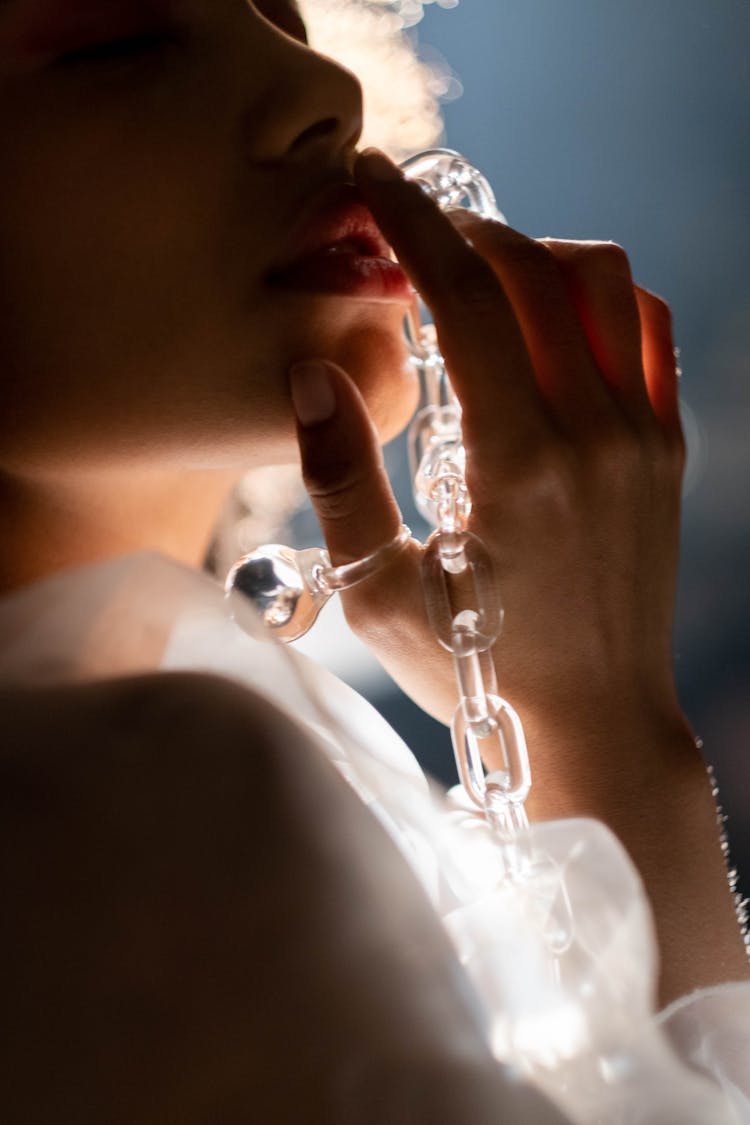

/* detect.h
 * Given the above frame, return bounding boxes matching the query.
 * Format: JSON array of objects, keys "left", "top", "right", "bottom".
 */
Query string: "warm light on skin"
[
  {"left": 0, "top": 0, "right": 420, "bottom": 585},
  {"left": 2, "top": 8, "right": 749, "bottom": 1095}
]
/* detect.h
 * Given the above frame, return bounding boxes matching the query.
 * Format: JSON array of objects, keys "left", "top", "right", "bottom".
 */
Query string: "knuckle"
[
  {"left": 477, "top": 226, "right": 561, "bottom": 283},
  {"left": 500, "top": 237, "right": 564, "bottom": 290},
  {"left": 305, "top": 468, "right": 368, "bottom": 525},
  {"left": 475, "top": 441, "right": 577, "bottom": 524},
  {"left": 539, "top": 447, "right": 578, "bottom": 511},
  {"left": 590, "top": 419, "right": 641, "bottom": 475},
  {"left": 588, "top": 415, "right": 684, "bottom": 490},
  {"left": 643, "top": 290, "right": 674, "bottom": 336},
  {"left": 582, "top": 240, "right": 633, "bottom": 279},
  {"left": 649, "top": 293, "right": 672, "bottom": 325},
  {"left": 636, "top": 414, "right": 685, "bottom": 477},
  {"left": 524, "top": 454, "right": 577, "bottom": 520}
]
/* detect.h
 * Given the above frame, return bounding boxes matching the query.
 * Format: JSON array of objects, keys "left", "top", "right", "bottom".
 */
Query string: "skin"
[
  {"left": 1, "top": 674, "right": 565, "bottom": 1123},
  {"left": 295, "top": 158, "right": 750, "bottom": 1004},
  {"left": 0, "top": 0, "right": 747, "bottom": 1117},
  {"left": 0, "top": 0, "right": 416, "bottom": 585}
]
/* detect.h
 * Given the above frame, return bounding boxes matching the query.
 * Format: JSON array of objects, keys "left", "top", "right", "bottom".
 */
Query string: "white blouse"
[{"left": 1, "top": 551, "right": 748, "bottom": 1123}]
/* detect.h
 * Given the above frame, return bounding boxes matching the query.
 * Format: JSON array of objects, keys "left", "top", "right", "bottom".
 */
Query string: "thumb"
[{"left": 289, "top": 359, "right": 405, "bottom": 566}]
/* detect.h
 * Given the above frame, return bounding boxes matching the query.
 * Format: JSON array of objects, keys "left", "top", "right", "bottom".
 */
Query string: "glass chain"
[
  {"left": 227, "top": 150, "right": 749, "bottom": 958},
  {"left": 408, "top": 322, "right": 531, "bottom": 840},
  {"left": 401, "top": 151, "right": 530, "bottom": 840},
  {"left": 225, "top": 151, "right": 533, "bottom": 841}
]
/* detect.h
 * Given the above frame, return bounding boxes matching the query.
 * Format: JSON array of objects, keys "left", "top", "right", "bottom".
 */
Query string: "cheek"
[
  {"left": 0, "top": 260, "right": 416, "bottom": 474},
  {"left": 0, "top": 102, "right": 416, "bottom": 470}
]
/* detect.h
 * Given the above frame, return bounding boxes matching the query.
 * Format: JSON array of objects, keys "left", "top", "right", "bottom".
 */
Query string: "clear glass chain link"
[
  {"left": 403, "top": 150, "right": 531, "bottom": 841},
  {"left": 226, "top": 149, "right": 531, "bottom": 843}
]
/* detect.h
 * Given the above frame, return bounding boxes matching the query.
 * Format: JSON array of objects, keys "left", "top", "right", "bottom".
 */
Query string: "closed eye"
[{"left": 57, "top": 32, "right": 176, "bottom": 68}]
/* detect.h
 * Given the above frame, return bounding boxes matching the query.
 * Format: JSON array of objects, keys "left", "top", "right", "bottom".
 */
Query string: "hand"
[
  {"left": 289, "top": 161, "right": 750, "bottom": 1004},
  {"left": 291, "top": 150, "right": 684, "bottom": 761}
]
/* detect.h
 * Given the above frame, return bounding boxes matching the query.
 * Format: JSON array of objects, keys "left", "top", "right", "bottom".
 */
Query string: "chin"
[
  {"left": 296, "top": 300, "right": 419, "bottom": 442},
  {"left": 349, "top": 339, "right": 419, "bottom": 444},
  {"left": 246, "top": 298, "right": 418, "bottom": 467}
]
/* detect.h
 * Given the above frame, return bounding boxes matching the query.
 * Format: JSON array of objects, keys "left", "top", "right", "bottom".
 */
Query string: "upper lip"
[{"left": 267, "top": 181, "right": 394, "bottom": 278}]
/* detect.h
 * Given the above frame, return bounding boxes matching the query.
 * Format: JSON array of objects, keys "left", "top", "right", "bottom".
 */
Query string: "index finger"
[{"left": 355, "top": 149, "right": 548, "bottom": 457}]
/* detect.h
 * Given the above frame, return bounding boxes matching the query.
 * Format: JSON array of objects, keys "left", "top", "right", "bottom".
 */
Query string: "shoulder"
[
  {"left": 0, "top": 669, "right": 311, "bottom": 776},
  {"left": 0, "top": 671, "right": 564, "bottom": 1124},
  {"left": 0, "top": 670, "right": 354, "bottom": 902},
  {"left": 0, "top": 672, "right": 376, "bottom": 1120}
]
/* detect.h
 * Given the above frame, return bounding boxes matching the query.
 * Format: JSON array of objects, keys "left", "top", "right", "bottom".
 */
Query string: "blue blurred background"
[{"left": 294, "top": 0, "right": 750, "bottom": 899}]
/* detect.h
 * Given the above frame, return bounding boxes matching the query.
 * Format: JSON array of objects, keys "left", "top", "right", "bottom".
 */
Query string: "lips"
[{"left": 267, "top": 184, "right": 413, "bottom": 303}]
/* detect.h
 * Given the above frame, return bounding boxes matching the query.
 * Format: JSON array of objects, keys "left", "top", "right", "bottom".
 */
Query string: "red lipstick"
[{"left": 268, "top": 184, "right": 413, "bottom": 303}]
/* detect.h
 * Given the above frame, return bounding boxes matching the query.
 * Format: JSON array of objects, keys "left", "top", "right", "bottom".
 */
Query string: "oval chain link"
[{"left": 410, "top": 325, "right": 531, "bottom": 836}]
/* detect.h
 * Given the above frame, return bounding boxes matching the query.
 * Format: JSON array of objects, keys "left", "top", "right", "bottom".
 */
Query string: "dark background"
[{"left": 295, "top": 0, "right": 750, "bottom": 900}]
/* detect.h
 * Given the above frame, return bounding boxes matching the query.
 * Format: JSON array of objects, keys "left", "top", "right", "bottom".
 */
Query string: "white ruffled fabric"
[{"left": 1, "top": 551, "right": 748, "bottom": 1123}]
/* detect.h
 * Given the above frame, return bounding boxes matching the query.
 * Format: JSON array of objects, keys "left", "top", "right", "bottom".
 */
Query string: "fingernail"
[
  {"left": 357, "top": 147, "right": 402, "bottom": 183},
  {"left": 289, "top": 360, "right": 337, "bottom": 426}
]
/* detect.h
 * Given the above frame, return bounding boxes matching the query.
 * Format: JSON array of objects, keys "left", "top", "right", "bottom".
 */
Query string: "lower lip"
[{"left": 269, "top": 252, "right": 413, "bottom": 302}]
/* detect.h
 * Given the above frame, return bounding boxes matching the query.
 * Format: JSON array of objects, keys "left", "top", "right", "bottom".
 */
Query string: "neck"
[{"left": 0, "top": 467, "right": 239, "bottom": 595}]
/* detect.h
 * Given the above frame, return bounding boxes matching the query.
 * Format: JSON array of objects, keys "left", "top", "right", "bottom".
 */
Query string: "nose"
[{"left": 239, "top": 10, "right": 364, "bottom": 165}]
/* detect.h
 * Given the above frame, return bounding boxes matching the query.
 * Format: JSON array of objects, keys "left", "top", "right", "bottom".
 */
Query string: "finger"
[
  {"left": 289, "top": 359, "right": 405, "bottom": 566},
  {"left": 542, "top": 239, "right": 652, "bottom": 420},
  {"left": 449, "top": 214, "right": 616, "bottom": 422},
  {"left": 355, "top": 149, "right": 549, "bottom": 459},
  {"left": 634, "top": 286, "right": 681, "bottom": 430}
]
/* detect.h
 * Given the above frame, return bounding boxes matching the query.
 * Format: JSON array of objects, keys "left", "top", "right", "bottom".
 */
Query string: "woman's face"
[{"left": 0, "top": 0, "right": 417, "bottom": 479}]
